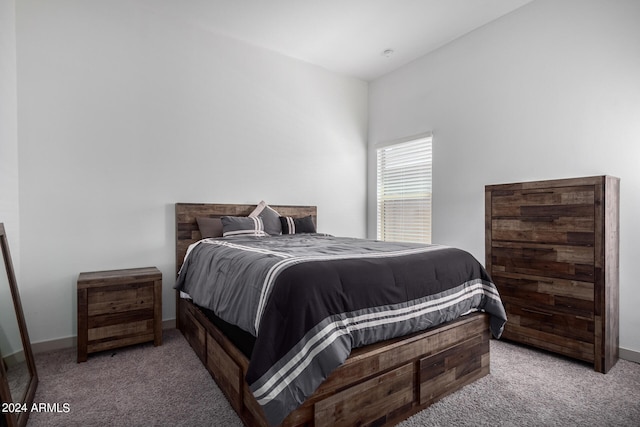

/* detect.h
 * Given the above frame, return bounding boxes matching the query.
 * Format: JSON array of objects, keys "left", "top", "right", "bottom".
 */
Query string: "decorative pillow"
[
  {"left": 221, "top": 216, "right": 267, "bottom": 237},
  {"left": 196, "top": 217, "right": 223, "bottom": 238},
  {"left": 249, "top": 201, "right": 282, "bottom": 235},
  {"left": 279, "top": 215, "right": 316, "bottom": 234}
]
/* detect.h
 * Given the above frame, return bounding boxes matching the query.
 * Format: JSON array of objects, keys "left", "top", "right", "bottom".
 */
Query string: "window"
[{"left": 376, "top": 133, "right": 432, "bottom": 244}]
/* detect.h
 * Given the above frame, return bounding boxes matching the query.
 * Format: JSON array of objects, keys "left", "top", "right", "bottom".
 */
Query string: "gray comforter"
[{"left": 175, "top": 234, "right": 507, "bottom": 426}]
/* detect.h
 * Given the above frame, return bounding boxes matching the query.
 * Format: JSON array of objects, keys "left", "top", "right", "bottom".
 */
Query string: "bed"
[{"left": 175, "top": 203, "right": 506, "bottom": 427}]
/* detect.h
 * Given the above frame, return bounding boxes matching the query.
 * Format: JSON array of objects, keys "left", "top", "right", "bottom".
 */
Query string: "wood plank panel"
[
  {"left": 78, "top": 267, "right": 162, "bottom": 287},
  {"left": 179, "top": 294, "right": 490, "bottom": 427},
  {"left": 78, "top": 267, "right": 162, "bottom": 362},
  {"left": 88, "top": 319, "right": 153, "bottom": 341},
  {"left": 503, "top": 305, "right": 594, "bottom": 342},
  {"left": 316, "top": 311, "right": 488, "bottom": 398},
  {"left": 87, "top": 332, "right": 156, "bottom": 353},
  {"left": 419, "top": 333, "right": 489, "bottom": 406},
  {"left": 315, "top": 364, "right": 414, "bottom": 427},
  {"left": 495, "top": 276, "right": 594, "bottom": 319},
  {"left": 77, "top": 288, "right": 88, "bottom": 362},
  {"left": 491, "top": 241, "right": 594, "bottom": 263},
  {"left": 491, "top": 218, "right": 594, "bottom": 245},
  {"left": 153, "top": 278, "right": 162, "bottom": 346},
  {"left": 179, "top": 298, "right": 206, "bottom": 364},
  {"left": 207, "top": 334, "right": 243, "bottom": 413},
  {"left": 501, "top": 323, "right": 594, "bottom": 363},
  {"left": 88, "top": 286, "right": 154, "bottom": 316},
  {"left": 491, "top": 185, "right": 595, "bottom": 245},
  {"left": 87, "top": 308, "right": 154, "bottom": 329},
  {"left": 491, "top": 185, "right": 595, "bottom": 217},
  {"left": 241, "top": 386, "right": 271, "bottom": 427},
  {"left": 175, "top": 203, "right": 317, "bottom": 274},
  {"left": 492, "top": 255, "right": 594, "bottom": 282},
  {"left": 486, "top": 176, "right": 619, "bottom": 373},
  {"left": 491, "top": 270, "right": 594, "bottom": 301},
  {"left": 601, "top": 176, "right": 620, "bottom": 373}
]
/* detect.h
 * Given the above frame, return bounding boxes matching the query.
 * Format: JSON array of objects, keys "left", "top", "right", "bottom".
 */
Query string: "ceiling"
[{"left": 163, "top": 0, "right": 534, "bottom": 81}]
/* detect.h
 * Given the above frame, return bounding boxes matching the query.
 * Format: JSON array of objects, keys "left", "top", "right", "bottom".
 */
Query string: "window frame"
[{"left": 375, "top": 132, "right": 432, "bottom": 244}]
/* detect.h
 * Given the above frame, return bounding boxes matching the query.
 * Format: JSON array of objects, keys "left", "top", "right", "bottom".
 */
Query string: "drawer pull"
[
  {"left": 520, "top": 216, "right": 556, "bottom": 222},
  {"left": 521, "top": 191, "right": 554, "bottom": 195},
  {"left": 521, "top": 308, "right": 553, "bottom": 317},
  {"left": 524, "top": 248, "right": 556, "bottom": 254}
]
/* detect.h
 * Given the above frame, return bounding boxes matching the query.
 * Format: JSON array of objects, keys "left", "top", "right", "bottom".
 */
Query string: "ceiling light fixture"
[{"left": 382, "top": 49, "right": 394, "bottom": 58}]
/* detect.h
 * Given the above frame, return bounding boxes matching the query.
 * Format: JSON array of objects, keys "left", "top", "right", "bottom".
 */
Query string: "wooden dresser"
[
  {"left": 77, "top": 266, "right": 162, "bottom": 362},
  {"left": 485, "top": 176, "right": 619, "bottom": 373}
]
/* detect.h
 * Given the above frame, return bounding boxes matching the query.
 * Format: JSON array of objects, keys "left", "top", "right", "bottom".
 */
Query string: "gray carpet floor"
[{"left": 26, "top": 329, "right": 640, "bottom": 426}]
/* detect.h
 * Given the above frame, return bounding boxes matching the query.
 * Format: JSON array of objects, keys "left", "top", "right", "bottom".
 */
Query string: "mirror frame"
[{"left": 0, "top": 223, "right": 38, "bottom": 427}]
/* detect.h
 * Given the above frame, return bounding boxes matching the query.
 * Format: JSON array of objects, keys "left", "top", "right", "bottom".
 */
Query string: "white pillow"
[{"left": 249, "top": 201, "right": 282, "bottom": 235}]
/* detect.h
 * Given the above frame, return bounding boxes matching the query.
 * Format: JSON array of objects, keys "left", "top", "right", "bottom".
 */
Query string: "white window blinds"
[{"left": 376, "top": 134, "right": 432, "bottom": 244}]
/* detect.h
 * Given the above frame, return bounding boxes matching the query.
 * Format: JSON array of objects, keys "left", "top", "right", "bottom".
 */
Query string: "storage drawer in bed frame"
[{"left": 177, "top": 294, "right": 490, "bottom": 427}]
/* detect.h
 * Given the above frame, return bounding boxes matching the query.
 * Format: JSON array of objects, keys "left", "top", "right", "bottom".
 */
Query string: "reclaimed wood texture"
[
  {"left": 486, "top": 176, "right": 619, "bottom": 373},
  {"left": 77, "top": 267, "right": 162, "bottom": 362},
  {"left": 175, "top": 202, "right": 492, "bottom": 426},
  {"left": 175, "top": 203, "right": 317, "bottom": 275},
  {"left": 179, "top": 297, "right": 489, "bottom": 427}
]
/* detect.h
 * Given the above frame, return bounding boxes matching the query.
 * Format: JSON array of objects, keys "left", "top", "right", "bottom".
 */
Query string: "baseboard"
[
  {"left": 31, "top": 318, "right": 177, "bottom": 354},
  {"left": 620, "top": 347, "right": 640, "bottom": 364},
  {"left": 28, "top": 323, "right": 640, "bottom": 364},
  {"left": 162, "top": 318, "right": 176, "bottom": 330},
  {"left": 32, "top": 336, "right": 76, "bottom": 354}
]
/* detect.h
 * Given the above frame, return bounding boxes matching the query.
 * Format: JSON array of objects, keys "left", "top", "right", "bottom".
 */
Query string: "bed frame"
[{"left": 175, "top": 203, "right": 490, "bottom": 427}]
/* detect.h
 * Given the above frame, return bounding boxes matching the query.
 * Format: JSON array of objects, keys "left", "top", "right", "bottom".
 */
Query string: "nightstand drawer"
[
  {"left": 77, "top": 267, "right": 162, "bottom": 362},
  {"left": 87, "top": 284, "right": 154, "bottom": 316}
]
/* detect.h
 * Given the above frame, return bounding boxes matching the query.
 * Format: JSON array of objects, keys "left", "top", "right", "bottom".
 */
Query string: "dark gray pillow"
[
  {"left": 196, "top": 217, "right": 223, "bottom": 238},
  {"left": 279, "top": 216, "right": 316, "bottom": 234},
  {"left": 249, "top": 201, "right": 282, "bottom": 235},
  {"left": 221, "top": 216, "right": 267, "bottom": 237}
]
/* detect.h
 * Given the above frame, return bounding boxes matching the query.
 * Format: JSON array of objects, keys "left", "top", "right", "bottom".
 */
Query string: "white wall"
[
  {"left": 1, "top": 0, "right": 19, "bottom": 260},
  {"left": 16, "top": 0, "right": 368, "bottom": 344},
  {"left": 368, "top": 0, "right": 640, "bottom": 354},
  {"left": 0, "top": 0, "right": 22, "bottom": 354}
]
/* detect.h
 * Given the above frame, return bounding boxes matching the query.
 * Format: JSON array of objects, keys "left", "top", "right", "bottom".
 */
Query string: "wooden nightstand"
[{"left": 77, "top": 266, "right": 162, "bottom": 362}]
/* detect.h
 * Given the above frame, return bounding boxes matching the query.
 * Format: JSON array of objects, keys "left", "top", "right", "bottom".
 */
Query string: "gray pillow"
[
  {"left": 249, "top": 201, "right": 282, "bottom": 235},
  {"left": 221, "top": 216, "right": 267, "bottom": 237},
  {"left": 196, "top": 217, "right": 223, "bottom": 238},
  {"left": 280, "top": 216, "right": 316, "bottom": 234}
]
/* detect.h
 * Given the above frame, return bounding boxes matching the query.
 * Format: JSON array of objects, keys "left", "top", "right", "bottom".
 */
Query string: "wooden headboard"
[{"left": 175, "top": 203, "right": 317, "bottom": 273}]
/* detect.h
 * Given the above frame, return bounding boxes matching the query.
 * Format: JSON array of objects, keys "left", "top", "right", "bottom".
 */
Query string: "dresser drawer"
[
  {"left": 491, "top": 269, "right": 594, "bottom": 299},
  {"left": 505, "top": 303, "right": 594, "bottom": 340},
  {"left": 502, "top": 304, "right": 595, "bottom": 363},
  {"left": 491, "top": 185, "right": 595, "bottom": 245},
  {"left": 490, "top": 217, "right": 594, "bottom": 245},
  {"left": 491, "top": 242, "right": 595, "bottom": 282},
  {"left": 496, "top": 277, "right": 594, "bottom": 319},
  {"left": 491, "top": 185, "right": 595, "bottom": 217},
  {"left": 87, "top": 283, "right": 154, "bottom": 316}
]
